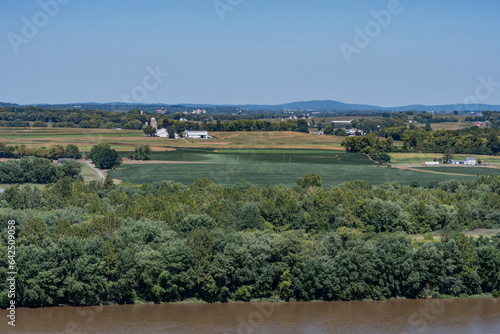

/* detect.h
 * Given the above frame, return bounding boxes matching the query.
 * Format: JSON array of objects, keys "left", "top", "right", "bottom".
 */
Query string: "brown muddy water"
[{"left": 1, "top": 298, "right": 499, "bottom": 333}]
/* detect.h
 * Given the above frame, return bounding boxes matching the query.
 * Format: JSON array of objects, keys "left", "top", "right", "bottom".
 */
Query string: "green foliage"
[
  {"left": 57, "top": 160, "right": 83, "bottom": 181},
  {"left": 2, "top": 174, "right": 500, "bottom": 308},
  {"left": 424, "top": 233, "right": 434, "bottom": 241},
  {"left": 335, "top": 128, "right": 348, "bottom": 136},
  {"left": 235, "top": 285, "right": 254, "bottom": 302},
  {"left": 143, "top": 125, "right": 156, "bottom": 136},
  {"left": 180, "top": 214, "right": 216, "bottom": 233},
  {"left": 0, "top": 157, "right": 63, "bottom": 184},
  {"left": 128, "top": 145, "right": 152, "bottom": 161},
  {"left": 279, "top": 270, "right": 292, "bottom": 300},
  {"left": 323, "top": 125, "right": 334, "bottom": 135},
  {"left": 0, "top": 143, "right": 80, "bottom": 159},
  {"left": 296, "top": 173, "right": 322, "bottom": 189},
  {"left": 89, "top": 143, "right": 122, "bottom": 169}
]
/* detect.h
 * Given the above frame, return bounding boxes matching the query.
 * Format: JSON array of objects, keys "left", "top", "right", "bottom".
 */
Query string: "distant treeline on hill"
[
  {"left": 338, "top": 114, "right": 500, "bottom": 156},
  {"left": 0, "top": 106, "right": 312, "bottom": 132},
  {"left": 0, "top": 143, "right": 81, "bottom": 159}
]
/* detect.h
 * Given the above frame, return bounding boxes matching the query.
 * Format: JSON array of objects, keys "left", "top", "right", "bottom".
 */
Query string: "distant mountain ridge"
[
  {"left": 183, "top": 100, "right": 500, "bottom": 112},
  {"left": 2, "top": 100, "right": 500, "bottom": 112}
]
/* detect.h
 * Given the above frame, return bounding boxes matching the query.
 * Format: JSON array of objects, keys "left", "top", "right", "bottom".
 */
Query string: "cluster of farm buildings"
[
  {"left": 147, "top": 117, "right": 210, "bottom": 139},
  {"left": 424, "top": 157, "right": 478, "bottom": 166}
]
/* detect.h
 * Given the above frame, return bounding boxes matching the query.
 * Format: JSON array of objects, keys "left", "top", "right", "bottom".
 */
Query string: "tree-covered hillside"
[{"left": 1, "top": 176, "right": 499, "bottom": 307}]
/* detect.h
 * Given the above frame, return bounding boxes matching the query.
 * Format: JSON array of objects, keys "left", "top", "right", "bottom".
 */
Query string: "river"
[{"left": 1, "top": 298, "right": 499, "bottom": 333}]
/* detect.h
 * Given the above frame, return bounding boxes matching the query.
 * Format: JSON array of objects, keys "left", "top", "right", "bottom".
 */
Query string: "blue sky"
[{"left": 1, "top": 0, "right": 500, "bottom": 106}]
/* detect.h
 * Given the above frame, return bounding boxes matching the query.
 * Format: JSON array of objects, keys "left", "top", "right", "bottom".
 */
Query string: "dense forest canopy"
[{"left": 1, "top": 175, "right": 500, "bottom": 307}]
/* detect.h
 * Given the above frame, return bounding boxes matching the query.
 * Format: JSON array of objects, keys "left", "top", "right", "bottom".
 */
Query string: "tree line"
[
  {"left": 0, "top": 143, "right": 81, "bottom": 159},
  {"left": 1, "top": 175, "right": 499, "bottom": 307},
  {"left": 0, "top": 158, "right": 82, "bottom": 184},
  {"left": 0, "top": 106, "right": 312, "bottom": 133},
  {"left": 341, "top": 126, "right": 500, "bottom": 157}
]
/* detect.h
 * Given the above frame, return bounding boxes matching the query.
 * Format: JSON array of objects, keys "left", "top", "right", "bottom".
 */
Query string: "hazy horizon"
[{"left": 1, "top": 0, "right": 500, "bottom": 106}]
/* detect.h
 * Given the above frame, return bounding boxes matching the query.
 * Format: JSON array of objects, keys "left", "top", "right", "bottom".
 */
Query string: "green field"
[
  {"left": 122, "top": 148, "right": 372, "bottom": 165},
  {"left": 413, "top": 166, "right": 500, "bottom": 176},
  {"left": 108, "top": 162, "right": 490, "bottom": 187},
  {"left": 109, "top": 149, "right": 500, "bottom": 187}
]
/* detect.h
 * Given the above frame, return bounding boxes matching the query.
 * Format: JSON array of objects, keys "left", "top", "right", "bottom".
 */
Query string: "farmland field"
[
  {"left": 123, "top": 148, "right": 371, "bottom": 165},
  {"left": 0, "top": 128, "right": 345, "bottom": 151},
  {"left": 413, "top": 166, "right": 500, "bottom": 176},
  {"left": 108, "top": 161, "right": 488, "bottom": 187},
  {"left": 4, "top": 128, "right": 500, "bottom": 187}
]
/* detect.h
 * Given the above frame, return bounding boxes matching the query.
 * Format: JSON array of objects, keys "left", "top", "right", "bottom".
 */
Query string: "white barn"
[
  {"left": 184, "top": 131, "right": 210, "bottom": 139},
  {"left": 156, "top": 128, "right": 179, "bottom": 139}
]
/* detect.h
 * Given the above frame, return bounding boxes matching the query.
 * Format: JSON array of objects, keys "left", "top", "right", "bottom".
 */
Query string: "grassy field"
[
  {"left": 124, "top": 149, "right": 371, "bottom": 165},
  {"left": 412, "top": 166, "right": 500, "bottom": 176},
  {"left": 0, "top": 128, "right": 345, "bottom": 151},
  {"left": 429, "top": 122, "right": 476, "bottom": 130},
  {"left": 5, "top": 127, "right": 500, "bottom": 187},
  {"left": 79, "top": 162, "right": 102, "bottom": 182}
]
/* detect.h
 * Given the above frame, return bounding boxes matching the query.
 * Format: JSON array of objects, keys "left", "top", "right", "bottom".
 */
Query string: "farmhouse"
[
  {"left": 156, "top": 128, "right": 179, "bottom": 139},
  {"left": 184, "top": 131, "right": 210, "bottom": 139},
  {"left": 347, "top": 129, "right": 365, "bottom": 136},
  {"left": 449, "top": 157, "right": 477, "bottom": 166}
]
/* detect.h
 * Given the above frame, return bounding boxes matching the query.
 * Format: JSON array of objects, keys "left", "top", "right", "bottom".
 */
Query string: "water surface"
[{"left": 1, "top": 298, "right": 499, "bottom": 333}]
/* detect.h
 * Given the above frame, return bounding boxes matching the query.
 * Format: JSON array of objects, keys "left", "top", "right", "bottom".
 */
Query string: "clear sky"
[{"left": 1, "top": 0, "right": 500, "bottom": 106}]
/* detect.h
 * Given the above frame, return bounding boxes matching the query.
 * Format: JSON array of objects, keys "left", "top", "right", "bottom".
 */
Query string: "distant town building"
[
  {"left": 184, "top": 131, "right": 210, "bottom": 139},
  {"left": 150, "top": 117, "right": 158, "bottom": 129}
]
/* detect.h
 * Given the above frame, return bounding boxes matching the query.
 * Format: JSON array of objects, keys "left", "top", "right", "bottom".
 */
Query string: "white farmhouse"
[
  {"left": 449, "top": 157, "right": 477, "bottom": 166},
  {"left": 464, "top": 157, "right": 477, "bottom": 166},
  {"left": 156, "top": 128, "right": 179, "bottom": 139}
]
